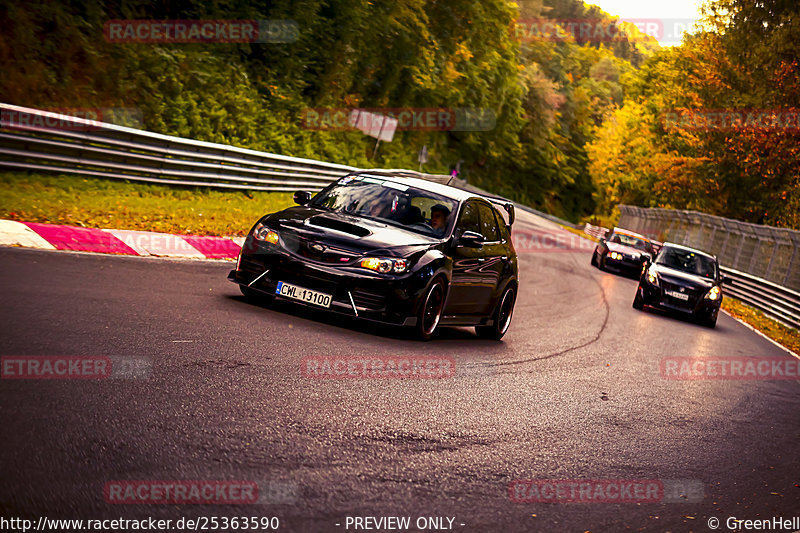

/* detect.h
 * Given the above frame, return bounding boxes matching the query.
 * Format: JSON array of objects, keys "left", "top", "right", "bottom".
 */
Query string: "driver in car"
[{"left": 430, "top": 204, "right": 450, "bottom": 236}]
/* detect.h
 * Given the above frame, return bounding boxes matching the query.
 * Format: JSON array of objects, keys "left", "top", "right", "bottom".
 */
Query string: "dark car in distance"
[
  {"left": 228, "top": 172, "right": 519, "bottom": 340},
  {"left": 633, "top": 243, "right": 730, "bottom": 328},
  {"left": 591, "top": 227, "right": 655, "bottom": 275}
]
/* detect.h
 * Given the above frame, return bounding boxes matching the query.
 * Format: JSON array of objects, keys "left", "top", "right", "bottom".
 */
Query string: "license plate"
[
  {"left": 665, "top": 290, "right": 689, "bottom": 301},
  {"left": 275, "top": 281, "right": 332, "bottom": 308}
]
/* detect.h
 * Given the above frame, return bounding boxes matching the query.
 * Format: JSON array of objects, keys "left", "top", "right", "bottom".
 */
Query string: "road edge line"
[{"left": 720, "top": 309, "right": 800, "bottom": 360}]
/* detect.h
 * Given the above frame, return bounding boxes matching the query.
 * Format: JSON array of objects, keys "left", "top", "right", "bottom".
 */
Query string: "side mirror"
[
  {"left": 599, "top": 238, "right": 606, "bottom": 245},
  {"left": 504, "top": 203, "right": 515, "bottom": 227},
  {"left": 458, "top": 231, "right": 484, "bottom": 248},
  {"left": 293, "top": 190, "right": 312, "bottom": 205}
]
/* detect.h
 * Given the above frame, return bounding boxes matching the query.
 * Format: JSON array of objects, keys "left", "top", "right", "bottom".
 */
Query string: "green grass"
[
  {"left": 0, "top": 172, "right": 295, "bottom": 236},
  {"left": 561, "top": 224, "right": 599, "bottom": 243},
  {"left": 722, "top": 297, "right": 800, "bottom": 355}
]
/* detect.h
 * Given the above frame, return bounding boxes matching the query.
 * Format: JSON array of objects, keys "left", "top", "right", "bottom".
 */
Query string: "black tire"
[
  {"left": 476, "top": 284, "right": 517, "bottom": 340},
  {"left": 415, "top": 277, "right": 447, "bottom": 341},
  {"left": 598, "top": 253, "right": 607, "bottom": 272},
  {"left": 591, "top": 251, "right": 598, "bottom": 267},
  {"left": 632, "top": 287, "right": 644, "bottom": 310},
  {"left": 240, "top": 285, "right": 273, "bottom": 304},
  {"left": 699, "top": 311, "right": 718, "bottom": 328}
]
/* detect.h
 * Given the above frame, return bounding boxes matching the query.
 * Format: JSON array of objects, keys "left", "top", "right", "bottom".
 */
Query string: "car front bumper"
[
  {"left": 638, "top": 282, "right": 721, "bottom": 317},
  {"left": 229, "top": 241, "right": 431, "bottom": 326}
]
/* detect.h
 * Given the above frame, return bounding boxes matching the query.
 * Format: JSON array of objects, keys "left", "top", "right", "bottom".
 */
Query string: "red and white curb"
[{"left": 0, "top": 219, "right": 243, "bottom": 260}]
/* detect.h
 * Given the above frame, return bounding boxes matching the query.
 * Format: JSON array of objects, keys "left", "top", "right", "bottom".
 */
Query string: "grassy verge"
[
  {"left": 721, "top": 297, "right": 800, "bottom": 355},
  {"left": 561, "top": 224, "right": 599, "bottom": 243},
  {"left": 0, "top": 172, "right": 295, "bottom": 236}
]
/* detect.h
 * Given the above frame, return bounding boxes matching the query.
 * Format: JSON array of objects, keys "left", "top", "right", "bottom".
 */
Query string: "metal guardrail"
[
  {"left": 0, "top": 103, "right": 451, "bottom": 192},
  {"left": 583, "top": 223, "right": 608, "bottom": 239},
  {"left": 719, "top": 267, "right": 800, "bottom": 330}
]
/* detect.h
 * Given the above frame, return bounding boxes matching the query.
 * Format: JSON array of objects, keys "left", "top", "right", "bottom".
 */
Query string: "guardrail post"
[
  {"left": 764, "top": 241, "right": 779, "bottom": 280},
  {"left": 785, "top": 246, "right": 798, "bottom": 287},
  {"left": 718, "top": 220, "right": 732, "bottom": 261},
  {"left": 708, "top": 223, "right": 719, "bottom": 255},
  {"left": 732, "top": 232, "right": 746, "bottom": 270},
  {"left": 747, "top": 237, "right": 763, "bottom": 275},
  {"left": 665, "top": 211, "right": 677, "bottom": 242}
]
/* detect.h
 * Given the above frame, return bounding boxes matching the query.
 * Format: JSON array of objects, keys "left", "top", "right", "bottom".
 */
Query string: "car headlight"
[
  {"left": 359, "top": 257, "right": 407, "bottom": 274},
  {"left": 646, "top": 267, "right": 659, "bottom": 286},
  {"left": 253, "top": 223, "right": 279, "bottom": 245},
  {"left": 705, "top": 286, "right": 721, "bottom": 301},
  {"left": 609, "top": 252, "right": 621, "bottom": 260}
]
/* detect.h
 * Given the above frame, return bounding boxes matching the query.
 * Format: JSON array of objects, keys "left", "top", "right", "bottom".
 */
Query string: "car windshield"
[
  {"left": 656, "top": 247, "right": 717, "bottom": 279},
  {"left": 609, "top": 233, "right": 651, "bottom": 251},
  {"left": 309, "top": 176, "right": 458, "bottom": 237}
]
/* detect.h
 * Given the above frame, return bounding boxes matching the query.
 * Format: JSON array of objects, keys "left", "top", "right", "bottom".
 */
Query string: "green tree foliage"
[{"left": 0, "top": 0, "right": 657, "bottom": 222}]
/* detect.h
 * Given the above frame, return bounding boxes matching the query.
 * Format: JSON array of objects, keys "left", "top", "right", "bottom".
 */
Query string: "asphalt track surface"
[{"left": 1, "top": 211, "right": 798, "bottom": 532}]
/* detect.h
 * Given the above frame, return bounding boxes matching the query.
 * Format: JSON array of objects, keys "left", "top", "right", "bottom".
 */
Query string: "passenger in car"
[{"left": 430, "top": 204, "right": 451, "bottom": 235}]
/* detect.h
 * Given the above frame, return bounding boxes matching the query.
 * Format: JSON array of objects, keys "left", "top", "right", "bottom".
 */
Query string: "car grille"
[
  {"left": 661, "top": 281, "right": 701, "bottom": 308},
  {"left": 240, "top": 255, "right": 265, "bottom": 274},
  {"left": 351, "top": 288, "right": 387, "bottom": 310}
]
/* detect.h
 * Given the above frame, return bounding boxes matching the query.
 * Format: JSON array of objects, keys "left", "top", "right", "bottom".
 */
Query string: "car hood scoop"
[{"left": 307, "top": 215, "right": 371, "bottom": 237}]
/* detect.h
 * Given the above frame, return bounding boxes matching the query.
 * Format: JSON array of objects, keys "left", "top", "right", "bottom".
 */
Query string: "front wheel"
[
  {"left": 698, "top": 310, "right": 718, "bottom": 328},
  {"left": 597, "top": 253, "right": 607, "bottom": 272},
  {"left": 591, "top": 251, "right": 599, "bottom": 267},
  {"left": 415, "top": 277, "right": 446, "bottom": 341},
  {"left": 476, "top": 285, "right": 516, "bottom": 340}
]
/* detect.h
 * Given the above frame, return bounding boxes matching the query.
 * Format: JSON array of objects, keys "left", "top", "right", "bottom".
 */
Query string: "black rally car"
[
  {"left": 633, "top": 243, "right": 730, "bottom": 328},
  {"left": 229, "top": 172, "right": 519, "bottom": 340}
]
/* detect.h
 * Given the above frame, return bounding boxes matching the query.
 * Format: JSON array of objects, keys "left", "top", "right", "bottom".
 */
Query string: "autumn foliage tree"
[{"left": 588, "top": 0, "right": 800, "bottom": 228}]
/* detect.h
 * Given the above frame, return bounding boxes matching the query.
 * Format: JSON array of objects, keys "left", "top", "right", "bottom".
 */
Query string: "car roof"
[
  {"left": 611, "top": 227, "right": 650, "bottom": 241},
  {"left": 344, "top": 171, "right": 483, "bottom": 203},
  {"left": 660, "top": 242, "right": 717, "bottom": 260}
]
